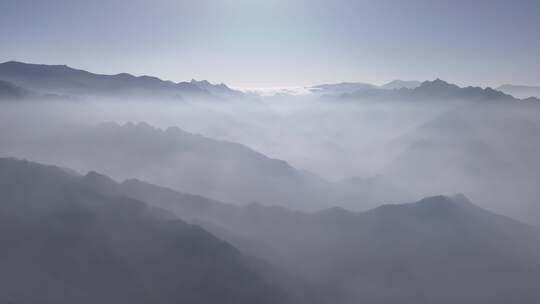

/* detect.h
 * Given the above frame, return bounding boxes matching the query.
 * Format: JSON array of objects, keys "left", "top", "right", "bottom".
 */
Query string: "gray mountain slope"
[
  {"left": 0, "top": 121, "right": 406, "bottom": 210},
  {"left": 79, "top": 169, "right": 540, "bottom": 304},
  {"left": 0, "top": 157, "right": 294, "bottom": 304}
]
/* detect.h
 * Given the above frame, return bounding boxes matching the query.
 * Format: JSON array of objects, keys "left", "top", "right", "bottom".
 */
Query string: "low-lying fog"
[{"left": 1, "top": 94, "right": 540, "bottom": 226}]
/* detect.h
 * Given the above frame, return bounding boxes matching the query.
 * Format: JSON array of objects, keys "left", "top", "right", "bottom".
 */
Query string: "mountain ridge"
[
  {"left": 3, "top": 156, "right": 540, "bottom": 303},
  {"left": 0, "top": 61, "right": 243, "bottom": 100},
  {"left": 74, "top": 162, "right": 540, "bottom": 304},
  {"left": 341, "top": 78, "right": 540, "bottom": 103},
  {"left": 0, "top": 120, "right": 411, "bottom": 210},
  {"left": 0, "top": 157, "right": 295, "bottom": 304},
  {"left": 2, "top": 61, "right": 538, "bottom": 103}
]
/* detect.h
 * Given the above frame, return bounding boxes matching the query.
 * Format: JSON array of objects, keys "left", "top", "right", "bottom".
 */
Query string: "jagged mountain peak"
[
  {"left": 189, "top": 78, "right": 243, "bottom": 97},
  {"left": 418, "top": 78, "right": 459, "bottom": 90}
]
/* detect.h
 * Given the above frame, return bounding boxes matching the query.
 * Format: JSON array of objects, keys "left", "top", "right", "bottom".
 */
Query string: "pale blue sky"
[{"left": 1, "top": 0, "right": 539, "bottom": 87}]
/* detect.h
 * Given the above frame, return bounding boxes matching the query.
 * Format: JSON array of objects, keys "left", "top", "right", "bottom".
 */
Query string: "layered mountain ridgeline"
[
  {"left": 337, "top": 79, "right": 540, "bottom": 103},
  {"left": 190, "top": 79, "right": 244, "bottom": 98},
  {"left": 308, "top": 80, "right": 421, "bottom": 95},
  {"left": 1, "top": 99, "right": 539, "bottom": 225},
  {"left": 381, "top": 99, "right": 540, "bottom": 225},
  {"left": 3, "top": 61, "right": 537, "bottom": 105},
  {"left": 0, "top": 158, "right": 294, "bottom": 304},
  {"left": 75, "top": 166, "right": 540, "bottom": 304},
  {"left": 0, "top": 121, "right": 409, "bottom": 210},
  {"left": 0, "top": 61, "right": 244, "bottom": 100},
  {"left": 2, "top": 157, "right": 540, "bottom": 303}
]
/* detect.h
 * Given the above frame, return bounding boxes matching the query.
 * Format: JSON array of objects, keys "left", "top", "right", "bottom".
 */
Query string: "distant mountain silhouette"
[
  {"left": 0, "top": 121, "right": 407, "bottom": 210},
  {"left": 3, "top": 61, "right": 537, "bottom": 104},
  {"left": 80, "top": 171, "right": 540, "bottom": 304},
  {"left": 190, "top": 79, "right": 244, "bottom": 99},
  {"left": 0, "top": 157, "right": 293, "bottom": 304},
  {"left": 308, "top": 79, "right": 535, "bottom": 103},
  {"left": 0, "top": 61, "right": 240, "bottom": 100},
  {"left": 498, "top": 84, "right": 540, "bottom": 99},
  {"left": 380, "top": 99, "right": 540, "bottom": 226},
  {"left": 342, "top": 79, "right": 540, "bottom": 103},
  {"left": 385, "top": 106, "right": 511, "bottom": 179},
  {"left": 308, "top": 80, "right": 420, "bottom": 95},
  {"left": 381, "top": 79, "right": 421, "bottom": 89}
]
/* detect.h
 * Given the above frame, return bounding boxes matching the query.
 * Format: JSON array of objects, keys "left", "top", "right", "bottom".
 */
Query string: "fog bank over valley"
[{"left": 1, "top": 63, "right": 539, "bottom": 225}]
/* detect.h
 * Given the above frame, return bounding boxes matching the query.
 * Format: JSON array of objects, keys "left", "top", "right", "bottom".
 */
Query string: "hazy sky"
[{"left": 1, "top": 0, "right": 539, "bottom": 87}]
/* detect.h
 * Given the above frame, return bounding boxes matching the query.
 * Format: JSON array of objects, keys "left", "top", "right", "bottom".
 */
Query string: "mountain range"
[
  {"left": 380, "top": 97, "right": 540, "bottom": 225},
  {"left": 0, "top": 120, "right": 409, "bottom": 210},
  {"left": 339, "top": 79, "right": 540, "bottom": 103},
  {"left": 309, "top": 79, "right": 540, "bottom": 103},
  {"left": 2, "top": 89, "right": 540, "bottom": 225},
  {"left": 84, "top": 169, "right": 540, "bottom": 303},
  {"left": 4, "top": 157, "right": 539, "bottom": 303},
  {"left": 115, "top": 176, "right": 540, "bottom": 304},
  {"left": 307, "top": 80, "right": 422, "bottom": 95},
  {"left": 3, "top": 61, "right": 540, "bottom": 103},
  {"left": 0, "top": 157, "right": 293, "bottom": 304},
  {"left": 0, "top": 61, "right": 243, "bottom": 101},
  {"left": 190, "top": 79, "right": 244, "bottom": 98}
]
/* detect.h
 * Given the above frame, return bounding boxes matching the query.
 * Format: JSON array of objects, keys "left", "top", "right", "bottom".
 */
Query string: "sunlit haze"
[{"left": 1, "top": 0, "right": 540, "bottom": 87}]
